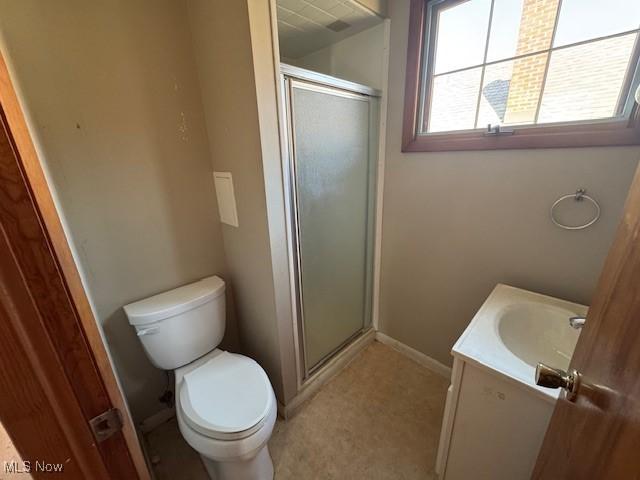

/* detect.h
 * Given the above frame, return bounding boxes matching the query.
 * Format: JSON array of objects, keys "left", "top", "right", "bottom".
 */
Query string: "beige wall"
[
  {"left": 379, "top": 0, "right": 640, "bottom": 367},
  {"left": 290, "top": 22, "right": 387, "bottom": 90},
  {"left": 4, "top": 0, "right": 632, "bottom": 423},
  {"left": 187, "top": 0, "right": 295, "bottom": 403},
  {"left": 0, "top": 0, "right": 235, "bottom": 421}
]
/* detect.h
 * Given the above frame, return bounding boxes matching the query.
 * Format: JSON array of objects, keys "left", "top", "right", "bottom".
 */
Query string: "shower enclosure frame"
[{"left": 279, "top": 64, "right": 382, "bottom": 385}]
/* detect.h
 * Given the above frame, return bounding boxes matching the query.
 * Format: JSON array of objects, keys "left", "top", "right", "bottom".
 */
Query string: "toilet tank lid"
[{"left": 124, "top": 276, "right": 225, "bottom": 326}]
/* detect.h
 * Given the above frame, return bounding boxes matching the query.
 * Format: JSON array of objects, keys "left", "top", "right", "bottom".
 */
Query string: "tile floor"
[
  {"left": 0, "top": 422, "right": 32, "bottom": 480},
  {"left": 145, "top": 341, "right": 449, "bottom": 480}
]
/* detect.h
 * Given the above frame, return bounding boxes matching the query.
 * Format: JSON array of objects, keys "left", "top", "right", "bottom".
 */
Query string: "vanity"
[{"left": 435, "top": 284, "right": 587, "bottom": 480}]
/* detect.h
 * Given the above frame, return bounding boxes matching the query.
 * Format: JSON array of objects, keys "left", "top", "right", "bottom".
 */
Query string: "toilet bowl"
[
  {"left": 124, "top": 276, "right": 276, "bottom": 480},
  {"left": 175, "top": 349, "right": 277, "bottom": 480}
]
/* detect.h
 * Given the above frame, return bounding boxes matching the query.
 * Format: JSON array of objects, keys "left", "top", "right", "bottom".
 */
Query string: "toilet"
[{"left": 124, "top": 276, "right": 276, "bottom": 480}]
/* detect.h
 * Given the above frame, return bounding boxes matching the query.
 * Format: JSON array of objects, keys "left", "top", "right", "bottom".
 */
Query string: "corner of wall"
[
  {"left": 246, "top": 0, "right": 298, "bottom": 404},
  {"left": 186, "top": 0, "right": 298, "bottom": 405}
]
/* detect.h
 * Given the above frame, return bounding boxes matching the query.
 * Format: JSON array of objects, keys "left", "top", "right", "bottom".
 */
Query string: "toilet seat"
[{"left": 179, "top": 351, "right": 274, "bottom": 441}]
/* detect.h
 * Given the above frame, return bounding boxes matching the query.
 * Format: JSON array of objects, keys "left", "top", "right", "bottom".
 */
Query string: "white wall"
[
  {"left": 378, "top": 0, "right": 640, "bottom": 367},
  {"left": 290, "top": 22, "right": 387, "bottom": 90},
  {"left": 0, "top": 0, "right": 236, "bottom": 422}
]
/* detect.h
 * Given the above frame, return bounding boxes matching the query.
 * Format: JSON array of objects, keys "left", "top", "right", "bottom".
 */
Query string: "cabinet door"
[{"left": 443, "top": 364, "right": 552, "bottom": 479}]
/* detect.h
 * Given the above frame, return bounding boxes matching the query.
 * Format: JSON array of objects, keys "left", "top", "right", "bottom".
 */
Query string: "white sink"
[
  {"left": 497, "top": 303, "right": 580, "bottom": 371},
  {"left": 452, "top": 284, "right": 587, "bottom": 400}
]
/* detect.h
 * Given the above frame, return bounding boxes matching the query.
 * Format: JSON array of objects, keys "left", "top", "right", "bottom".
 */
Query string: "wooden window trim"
[{"left": 402, "top": 0, "right": 640, "bottom": 152}]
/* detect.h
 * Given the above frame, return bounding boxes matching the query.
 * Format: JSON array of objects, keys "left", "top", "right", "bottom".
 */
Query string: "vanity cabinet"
[
  {"left": 435, "top": 357, "right": 554, "bottom": 480},
  {"left": 434, "top": 284, "right": 587, "bottom": 480}
]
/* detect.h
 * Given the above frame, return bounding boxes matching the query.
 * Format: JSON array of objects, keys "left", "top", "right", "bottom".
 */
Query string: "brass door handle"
[{"left": 535, "top": 363, "right": 581, "bottom": 402}]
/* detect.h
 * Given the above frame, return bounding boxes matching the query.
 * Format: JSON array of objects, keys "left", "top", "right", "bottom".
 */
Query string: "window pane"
[
  {"left": 486, "top": 0, "right": 525, "bottom": 62},
  {"left": 476, "top": 53, "right": 547, "bottom": 128},
  {"left": 554, "top": 0, "right": 640, "bottom": 48},
  {"left": 538, "top": 34, "right": 637, "bottom": 124},
  {"left": 433, "top": 0, "right": 491, "bottom": 74},
  {"left": 427, "top": 68, "right": 482, "bottom": 133},
  {"left": 487, "top": 0, "right": 559, "bottom": 62},
  {"left": 477, "top": 61, "right": 513, "bottom": 128}
]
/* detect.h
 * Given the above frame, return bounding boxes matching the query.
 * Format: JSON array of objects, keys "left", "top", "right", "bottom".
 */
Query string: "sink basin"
[
  {"left": 452, "top": 284, "right": 587, "bottom": 400},
  {"left": 498, "top": 303, "right": 580, "bottom": 370}
]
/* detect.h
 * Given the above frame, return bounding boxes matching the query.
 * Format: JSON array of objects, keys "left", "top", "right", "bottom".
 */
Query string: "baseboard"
[
  {"left": 139, "top": 407, "right": 176, "bottom": 434},
  {"left": 281, "top": 328, "right": 376, "bottom": 419},
  {"left": 375, "top": 332, "right": 452, "bottom": 379}
]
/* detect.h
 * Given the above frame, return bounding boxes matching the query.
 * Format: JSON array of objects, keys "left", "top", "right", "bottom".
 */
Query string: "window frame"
[{"left": 402, "top": 0, "right": 640, "bottom": 152}]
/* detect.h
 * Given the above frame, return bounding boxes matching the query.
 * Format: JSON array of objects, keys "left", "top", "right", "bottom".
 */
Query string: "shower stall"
[{"left": 280, "top": 65, "right": 379, "bottom": 380}]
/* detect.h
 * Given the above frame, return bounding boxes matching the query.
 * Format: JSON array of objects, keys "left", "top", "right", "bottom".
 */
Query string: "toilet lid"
[{"left": 180, "top": 352, "right": 274, "bottom": 440}]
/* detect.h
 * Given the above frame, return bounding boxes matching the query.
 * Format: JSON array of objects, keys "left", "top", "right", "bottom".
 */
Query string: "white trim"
[
  {"left": 371, "top": 18, "right": 390, "bottom": 332},
  {"left": 248, "top": 0, "right": 299, "bottom": 402},
  {"left": 268, "top": 0, "right": 305, "bottom": 393},
  {"left": 375, "top": 332, "right": 452, "bottom": 379},
  {"left": 139, "top": 407, "right": 176, "bottom": 434},
  {"left": 281, "top": 328, "right": 376, "bottom": 418},
  {"left": 436, "top": 359, "right": 463, "bottom": 476}
]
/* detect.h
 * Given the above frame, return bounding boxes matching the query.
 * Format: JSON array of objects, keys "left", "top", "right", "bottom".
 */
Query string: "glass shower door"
[{"left": 288, "top": 79, "right": 375, "bottom": 372}]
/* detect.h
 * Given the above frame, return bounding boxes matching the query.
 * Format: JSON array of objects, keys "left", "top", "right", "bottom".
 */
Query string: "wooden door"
[
  {"left": 0, "top": 54, "right": 150, "bottom": 479},
  {"left": 532, "top": 162, "right": 640, "bottom": 478}
]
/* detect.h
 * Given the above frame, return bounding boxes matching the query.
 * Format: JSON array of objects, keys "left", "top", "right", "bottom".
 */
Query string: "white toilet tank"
[{"left": 124, "top": 276, "right": 226, "bottom": 370}]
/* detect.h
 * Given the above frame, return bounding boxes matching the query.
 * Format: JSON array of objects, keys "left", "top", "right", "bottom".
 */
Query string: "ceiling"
[{"left": 277, "top": 0, "right": 383, "bottom": 59}]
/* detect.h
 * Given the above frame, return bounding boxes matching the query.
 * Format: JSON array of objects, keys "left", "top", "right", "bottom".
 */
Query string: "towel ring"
[{"left": 550, "top": 189, "right": 600, "bottom": 230}]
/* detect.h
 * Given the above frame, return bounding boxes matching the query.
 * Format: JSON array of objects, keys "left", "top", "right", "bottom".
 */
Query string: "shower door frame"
[{"left": 279, "top": 64, "right": 381, "bottom": 384}]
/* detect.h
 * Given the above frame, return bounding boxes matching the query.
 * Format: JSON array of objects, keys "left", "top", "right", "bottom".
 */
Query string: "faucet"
[{"left": 569, "top": 316, "right": 586, "bottom": 329}]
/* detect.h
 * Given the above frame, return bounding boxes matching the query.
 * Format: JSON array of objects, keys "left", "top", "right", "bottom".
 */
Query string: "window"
[{"left": 402, "top": 0, "right": 640, "bottom": 151}]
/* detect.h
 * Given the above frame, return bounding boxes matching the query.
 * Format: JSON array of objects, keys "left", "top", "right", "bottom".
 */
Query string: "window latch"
[{"left": 485, "top": 124, "right": 514, "bottom": 136}]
